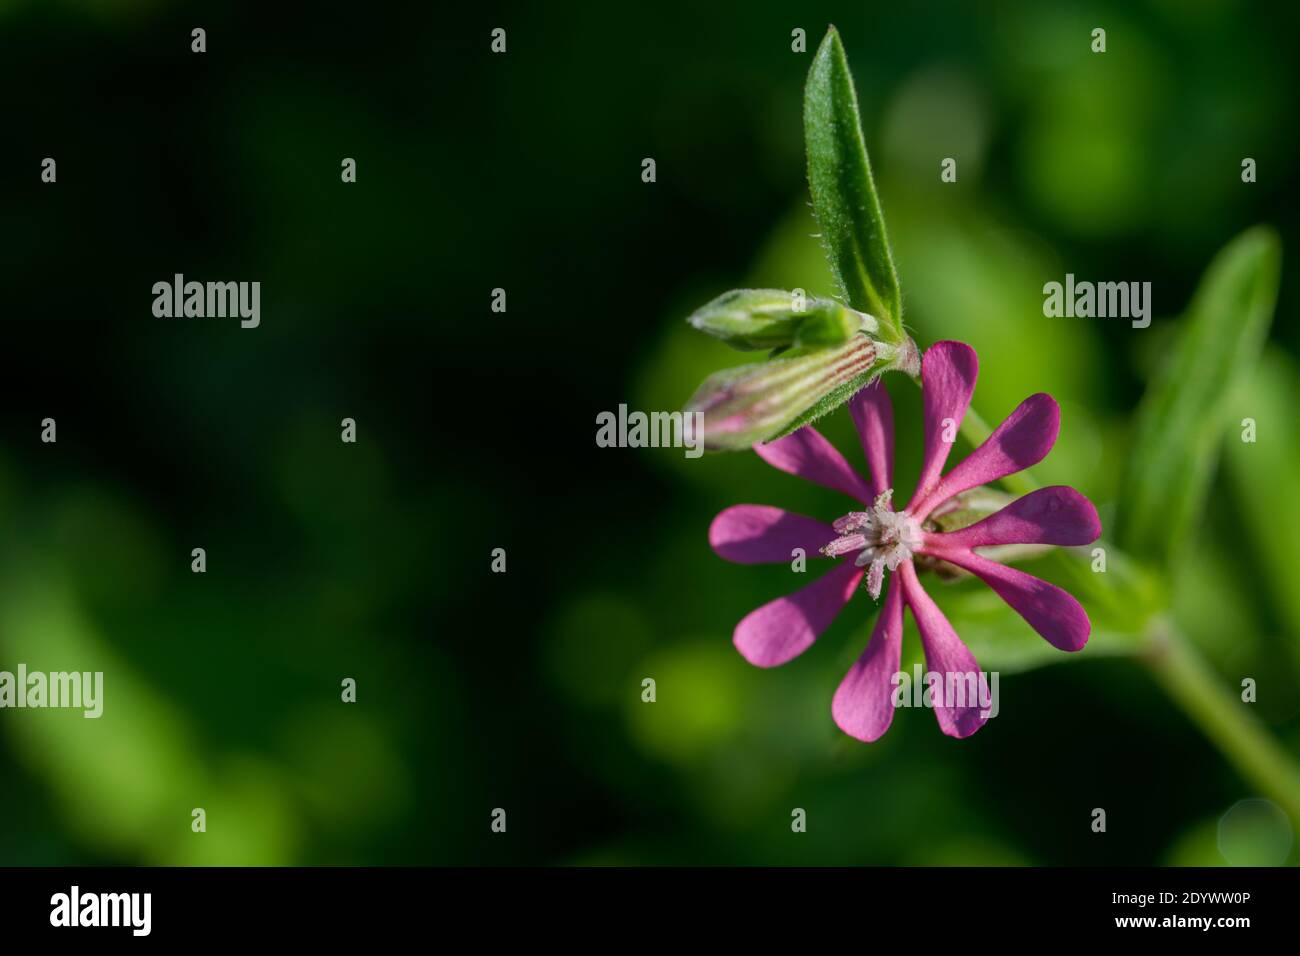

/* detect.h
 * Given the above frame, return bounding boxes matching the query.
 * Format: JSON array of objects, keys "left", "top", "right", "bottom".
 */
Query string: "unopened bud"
[
  {"left": 685, "top": 334, "right": 881, "bottom": 451},
  {"left": 687, "top": 288, "right": 876, "bottom": 352}
]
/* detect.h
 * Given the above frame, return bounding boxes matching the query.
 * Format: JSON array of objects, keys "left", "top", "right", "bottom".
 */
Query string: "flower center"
[{"left": 821, "top": 490, "right": 922, "bottom": 599}]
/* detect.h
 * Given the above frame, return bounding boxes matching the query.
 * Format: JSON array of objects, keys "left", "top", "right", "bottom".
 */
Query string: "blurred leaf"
[
  {"left": 932, "top": 576, "right": 1139, "bottom": 674},
  {"left": 885, "top": 191, "right": 1103, "bottom": 415},
  {"left": 626, "top": 641, "right": 750, "bottom": 764},
  {"left": 1041, "top": 544, "right": 1165, "bottom": 636},
  {"left": 545, "top": 592, "right": 652, "bottom": 709},
  {"left": 1114, "top": 226, "right": 1281, "bottom": 566},
  {"left": 1163, "top": 818, "right": 1225, "bottom": 866},
  {"left": 0, "top": 568, "right": 299, "bottom": 864},
  {"left": 279, "top": 707, "right": 409, "bottom": 830},
  {"left": 907, "top": 835, "right": 1032, "bottom": 867},
  {"left": 1216, "top": 798, "right": 1294, "bottom": 866},
  {"left": 1224, "top": 347, "right": 1300, "bottom": 669},
  {"left": 804, "top": 27, "right": 902, "bottom": 340},
  {"left": 1170, "top": 529, "right": 1265, "bottom": 672}
]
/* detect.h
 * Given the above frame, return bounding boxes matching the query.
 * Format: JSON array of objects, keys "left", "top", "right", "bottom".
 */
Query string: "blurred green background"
[{"left": 1, "top": 0, "right": 1297, "bottom": 865}]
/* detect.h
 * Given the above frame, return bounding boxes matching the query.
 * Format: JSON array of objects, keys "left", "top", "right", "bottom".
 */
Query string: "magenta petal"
[
  {"left": 924, "top": 486, "right": 1102, "bottom": 550},
  {"left": 898, "top": 562, "right": 989, "bottom": 738},
  {"left": 937, "top": 550, "right": 1091, "bottom": 652},
  {"left": 909, "top": 341, "right": 979, "bottom": 511},
  {"left": 847, "top": 379, "right": 895, "bottom": 499},
  {"left": 832, "top": 577, "right": 904, "bottom": 741},
  {"left": 733, "top": 559, "right": 863, "bottom": 667},
  {"left": 709, "top": 505, "right": 837, "bottom": 564},
  {"left": 754, "top": 426, "right": 874, "bottom": 504},
  {"left": 914, "top": 393, "right": 1060, "bottom": 518}
]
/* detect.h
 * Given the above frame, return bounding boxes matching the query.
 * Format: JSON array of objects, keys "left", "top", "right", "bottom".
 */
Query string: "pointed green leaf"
[
  {"left": 804, "top": 26, "right": 902, "bottom": 340},
  {"left": 1115, "top": 226, "right": 1282, "bottom": 565},
  {"left": 1224, "top": 347, "right": 1300, "bottom": 663}
]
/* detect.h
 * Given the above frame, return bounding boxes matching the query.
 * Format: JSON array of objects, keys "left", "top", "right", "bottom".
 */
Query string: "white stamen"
[
  {"left": 833, "top": 511, "right": 871, "bottom": 534},
  {"left": 866, "top": 559, "right": 885, "bottom": 600},
  {"left": 822, "top": 533, "right": 867, "bottom": 557},
  {"left": 822, "top": 488, "right": 922, "bottom": 599}
]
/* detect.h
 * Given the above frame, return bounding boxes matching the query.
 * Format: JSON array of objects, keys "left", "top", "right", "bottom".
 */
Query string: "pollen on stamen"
[
  {"left": 865, "top": 559, "right": 885, "bottom": 600},
  {"left": 822, "top": 533, "right": 867, "bottom": 557},
  {"left": 832, "top": 512, "right": 870, "bottom": 534}
]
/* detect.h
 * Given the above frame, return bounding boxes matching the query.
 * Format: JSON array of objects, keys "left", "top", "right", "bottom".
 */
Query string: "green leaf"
[
  {"left": 1114, "top": 226, "right": 1282, "bottom": 566},
  {"left": 1224, "top": 347, "right": 1300, "bottom": 669},
  {"left": 929, "top": 577, "right": 1139, "bottom": 674},
  {"left": 1042, "top": 544, "right": 1165, "bottom": 636},
  {"left": 924, "top": 537, "right": 1161, "bottom": 675},
  {"left": 686, "top": 288, "right": 870, "bottom": 351},
  {"left": 804, "top": 26, "right": 902, "bottom": 340}
]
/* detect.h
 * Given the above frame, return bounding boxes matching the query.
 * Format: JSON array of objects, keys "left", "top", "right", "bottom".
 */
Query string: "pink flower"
[{"left": 708, "top": 341, "right": 1101, "bottom": 740}]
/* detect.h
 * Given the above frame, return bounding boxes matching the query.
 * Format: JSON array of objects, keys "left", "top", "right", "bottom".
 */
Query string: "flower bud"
[
  {"left": 685, "top": 334, "right": 881, "bottom": 451},
  {"left": 687, "top": 288, "right": 876, "bottom": 352}
]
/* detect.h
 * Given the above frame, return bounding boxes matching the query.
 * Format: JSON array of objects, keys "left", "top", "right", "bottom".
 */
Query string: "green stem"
[{"left": 1143, "top": 619, "right": 1300, "bottom": 834}]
